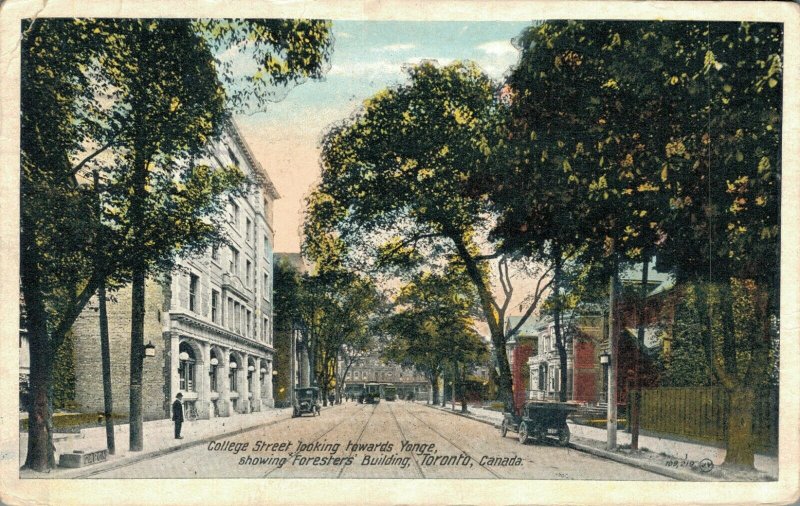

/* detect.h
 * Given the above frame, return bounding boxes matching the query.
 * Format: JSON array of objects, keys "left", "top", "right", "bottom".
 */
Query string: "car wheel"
[
  {"left": 558, "top": 426, "right": 570, "bottom": 446},
  {"left": 518, "top": 422, "right": 529, "bottom": 445},
  {"left": 500, "top": 420, "right": 508, "bottom": 438}
]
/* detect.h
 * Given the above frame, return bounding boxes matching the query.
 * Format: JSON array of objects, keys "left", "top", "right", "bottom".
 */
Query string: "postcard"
[{"left": 1, "top": 1, "right": 798, "bottom": 504}]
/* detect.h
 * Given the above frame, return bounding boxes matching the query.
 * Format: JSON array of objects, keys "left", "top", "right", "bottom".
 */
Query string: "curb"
[
  {"left": 69, "top": 405, "right": 341, "bottom": 478},
  {"left": 567, "top": 441, "right": 715, "bottom": 482},
  {"left": 425, "top": 404, "right": 714, "bottom": 482},
  {"left": 23, "top": 411, "right": 294, "bottom": 479}
]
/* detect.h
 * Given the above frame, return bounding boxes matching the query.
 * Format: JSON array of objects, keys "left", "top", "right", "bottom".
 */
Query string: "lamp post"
[
  {"left": 599, "top": 350, "right": 615, "bottom": 450},
  {"left": 144, "top": 341, "right": 156, "bottom": 358}
]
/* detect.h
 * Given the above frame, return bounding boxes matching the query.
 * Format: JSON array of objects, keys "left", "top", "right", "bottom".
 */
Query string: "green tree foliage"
[
  {"left": 20, "top": 17, "right": 332, "bottom": 470},
  {"left": 382, "top": 268, "right": 487, "bottom": 406},
  {"left": 295, "top": 270, "right": 384, "bottom": 403},
  {"left": 307, "top": 61, "right": 551, "bottom": 413},
  {"left": 492, "top": 20, "right": 781, "bottom": 467}
]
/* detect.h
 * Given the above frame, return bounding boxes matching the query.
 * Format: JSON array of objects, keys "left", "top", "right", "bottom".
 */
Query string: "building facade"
[
  {"left": 504, "top": 316, "right": 538, "bottom": 413},
  {"left": 344, "top": 353, "right": 430, "bottom": 400},
  {"left": 71, "top": 121, "right": 279, "bottom": 421}
]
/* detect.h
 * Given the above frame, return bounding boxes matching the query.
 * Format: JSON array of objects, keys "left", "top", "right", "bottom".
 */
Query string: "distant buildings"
[
  {"left": 344, "top": 353, "right": 430, "bottom": 400},
  {"left": 68, "top": 120, "right": 279, "bottom": 420}
]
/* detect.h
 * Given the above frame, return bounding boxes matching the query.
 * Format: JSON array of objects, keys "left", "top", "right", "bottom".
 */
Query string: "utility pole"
[
  {"left": 607, "top": 265, "right": 618, "bottom": 451},
  {"left": 94, "top": 171, "right": 115, "bottom": 455},
  {"left": 290, "top": 324, "right": 296, "bottom": 406}
]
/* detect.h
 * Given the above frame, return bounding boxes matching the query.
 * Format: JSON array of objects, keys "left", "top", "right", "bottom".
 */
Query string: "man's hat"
[{"left": 176, "top": 393, "right": 183, "bottom": 398}]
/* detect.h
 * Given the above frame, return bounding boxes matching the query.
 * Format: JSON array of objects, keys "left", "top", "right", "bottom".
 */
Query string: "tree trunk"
[
  {"left": 449, "top": 233, "right": 515, "bottom": 414},
  {"left": 21, "top": 216, "right": 56, "bottom": 471},
  {"left": 430, "top": 374, "right": 438, "bottom": 405},
  {"left": 723, "top": 388, "right": 755, "bottom": 468},
  {"left": 98, "top": 281, "right": 116, "bottom": 454},
  {"left": 631, "top": 257, "right": 649, "bottom": 450},
  {"left": 460, "top": 363, "right": 468, "bottom": 413},
  {"left": 129, "top": 268, "right": 145, "bottom": 451}
]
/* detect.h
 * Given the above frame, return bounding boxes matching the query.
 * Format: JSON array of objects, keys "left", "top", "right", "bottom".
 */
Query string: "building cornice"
[
  {"left": 168, "top": 310, "right": 275, "bottom": 355},
  {"left": 226, "top": 118, "right": 281, "bottom": 200}
]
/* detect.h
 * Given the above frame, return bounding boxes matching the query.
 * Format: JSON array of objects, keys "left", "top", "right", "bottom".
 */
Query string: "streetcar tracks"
[
  {"left": 336, "top": 403, "right": 378, "bottom": 478},
  {"left": 386, "top": 402, "right": 426, "bottom": 478},
  {"left": 262, "top": 404, "right": 370, "bottom": 478},
  {"left": 399, "top": 403, "right": 502, "bottom": 478}
]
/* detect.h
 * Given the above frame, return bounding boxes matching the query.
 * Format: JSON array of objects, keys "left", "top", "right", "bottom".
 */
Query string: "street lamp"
[
  {"left": 599, "top": 351, "right": 610, "bottom": 365},
  {"left": 144, "top": 341, "right": 156, "bottom": 358},
  {"left": 261, "top": 367, "right": 267, "bottom": 375},
  {"left": 179, "top": 351, "right": 189, "bottom": 361},
  {"left": 248, "top": 365, "right": 255, "bottom": 372},
  {"left": 210, "top": 357, "right": 219, "bottom": 366}
]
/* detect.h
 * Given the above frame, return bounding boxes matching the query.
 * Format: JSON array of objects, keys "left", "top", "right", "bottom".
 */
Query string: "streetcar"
[
  {"left": 358, "top": 383, "right": 381, "bottom": 404},
  {"left": 382, "top": 385, "right": 397, "bottom": 401}
]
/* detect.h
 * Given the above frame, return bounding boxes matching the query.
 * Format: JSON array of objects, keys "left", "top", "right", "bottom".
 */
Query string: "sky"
[{"left": 234, "top": 20, "right": 532, "bottom": 253}]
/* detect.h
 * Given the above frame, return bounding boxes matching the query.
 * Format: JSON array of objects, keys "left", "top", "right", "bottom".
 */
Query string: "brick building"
[
  {"left": 525, "top": 262, "right": 676, "bottom": 407},
  {"left": 504, "top": 316, "right": 538, "bottom": 414},
  {"left": 71, "top": 120, "right": 278, "bottom": 421}
]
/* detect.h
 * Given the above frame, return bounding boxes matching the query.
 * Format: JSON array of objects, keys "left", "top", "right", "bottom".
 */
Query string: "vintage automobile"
[
  {"left": 292, "top": 387, "right": 321, "bottom": 417},
  {"left": 500, "top": 401, "right": 577, "bottom": 446}
]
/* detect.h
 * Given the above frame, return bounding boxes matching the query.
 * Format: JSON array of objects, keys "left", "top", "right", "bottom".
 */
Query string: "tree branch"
[
  {"left": 69, "top": 136, "right": 119, "bottom": 178},
  {"left": 507, "top": 265, "right": 554, "bottom": 337}
]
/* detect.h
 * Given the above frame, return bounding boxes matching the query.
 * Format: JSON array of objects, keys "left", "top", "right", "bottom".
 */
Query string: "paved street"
[{"left": 91, "top": 401, "right": 668, "bottom": 479}]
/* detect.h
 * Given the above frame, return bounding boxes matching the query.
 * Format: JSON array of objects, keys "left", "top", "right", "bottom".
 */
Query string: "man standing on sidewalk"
[{"left": 172, "top": 393, "right": 184, "bottom": 439}]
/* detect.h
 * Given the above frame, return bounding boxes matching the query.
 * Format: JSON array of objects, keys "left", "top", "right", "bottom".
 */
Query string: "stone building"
[
  {"left": 71, "top": 121, "right": 278, "bottom": 421},
  {"left": 344, "top": 353, "right": 430, "bottom": 400}
]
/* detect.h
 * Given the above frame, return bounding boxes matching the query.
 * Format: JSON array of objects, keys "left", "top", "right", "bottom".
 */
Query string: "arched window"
[{"left": 178, "top": 342, "right": 196, "bottom": 392}]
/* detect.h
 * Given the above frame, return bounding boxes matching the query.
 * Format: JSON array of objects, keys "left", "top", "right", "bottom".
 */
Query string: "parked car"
[
  {"left": 501, "top": 401, "right": 577, "bottom": 446},
  {"left": 292, "top": 387, "right": 321, "bottom": 417}
]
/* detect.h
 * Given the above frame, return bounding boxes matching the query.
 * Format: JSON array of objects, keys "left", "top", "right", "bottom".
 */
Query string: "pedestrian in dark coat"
[{"left": 172, "top": 393, "right": 184, "bottom": 439}]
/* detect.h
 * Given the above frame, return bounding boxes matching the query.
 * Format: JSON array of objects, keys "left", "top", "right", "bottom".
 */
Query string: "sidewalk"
[
  {"left": 427, "top": 403, "right": 777, "bottom": 481},
  {"left": 19, "top": 406, "right": 297, "bottom": 479}
]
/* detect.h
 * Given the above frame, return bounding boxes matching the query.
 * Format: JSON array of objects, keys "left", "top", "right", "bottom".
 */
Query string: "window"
[
  {"left": 246, "top": 309, "right": 252, "bottom": 338},
  {"left": 263, "top": 317, "right": 268, "bottom": 342},
  {"left": 189, "top": 274, "right": 199, "bottom": 312},
  {"left": 246, "top": 217, "right": 252, "bottom": 243},
  {"left": 229, "top": 247, "right": 239, "bottom": 276},
  {"left": 178, "top": 343, "right": 196, "bottom": 392},
  {"left": 211, "top": 244, "right": 219, "bottom": 262},
  {"left": 246, "top": 260, "right": 252, "bottom": 287},
  {"left": 229, "top": 358, "right": 238, "bottom": 392},
  {"left": 231, "top": 201, "right": 240, "bottom": 227},
  {"left": 247, "top": 368, "right": 253, "bottom": 393},
  {"left": 263, "top": 236, "right": 269, "bottom": 258},
  {"left": 234, "top": 302, "right": 241, "bottom": 333},
  {"left": 211, "top": 290, "right": 219, "bottom": 323},
  {"left": 210, "top": 358, "right": 218, "bottom": 392},
  {"left": 263, "top": 273, "right": 269, "bottom": 300},
  {"left": 227, "top": 298, "right": 233, "bottom": 329}
]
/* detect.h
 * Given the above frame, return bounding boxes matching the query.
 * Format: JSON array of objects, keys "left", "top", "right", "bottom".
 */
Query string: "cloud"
[
  {"left": 477, "top": 40, "right": 518, "bottom": 57},
  {"left": 328, "top": 60, "right": 403, "bottom": 77},
  {"left": 371, "top": 43, "right": 417, "bottom": 53},
  {"left": 335, "top": 31, "right": 353, "bottom": 39}
]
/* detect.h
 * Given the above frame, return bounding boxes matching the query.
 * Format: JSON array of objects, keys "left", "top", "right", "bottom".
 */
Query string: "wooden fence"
[{"left": 639, "top": 386, "right": 778, "bottom": 451}]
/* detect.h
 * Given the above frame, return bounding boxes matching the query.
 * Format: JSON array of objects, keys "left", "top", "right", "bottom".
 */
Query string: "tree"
[
  {"left": 20, "top": 17, "right": 332, "bottom": 469},
  {"left": 382, "top": 268, "right": 488, "bottom": 410},
  {"left": 491, "top": 20, "right": 781, "bottom": 467},
  {"left": 307, "top": 61, "right": 552, "bottom": 413}
]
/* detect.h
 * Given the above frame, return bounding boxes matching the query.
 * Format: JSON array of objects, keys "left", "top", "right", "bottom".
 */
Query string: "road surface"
[{"left": 92, "top": 401, "right": 669, "bottom": 479}]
